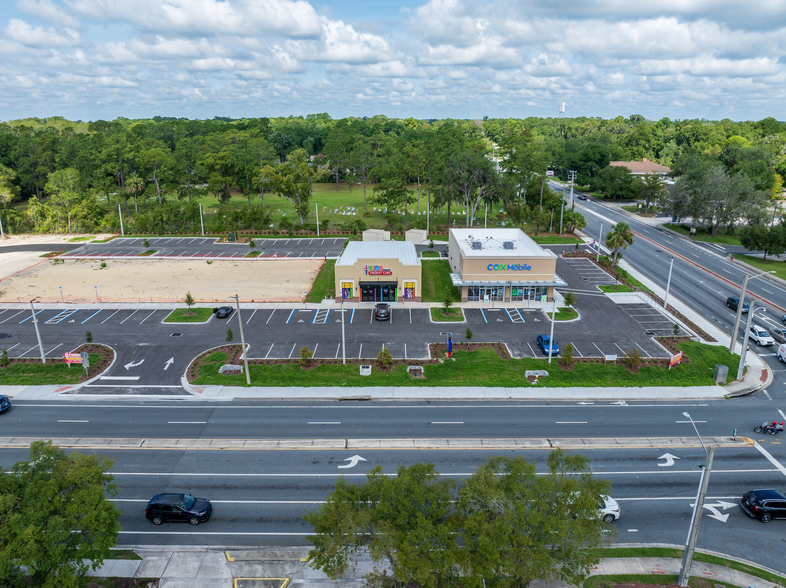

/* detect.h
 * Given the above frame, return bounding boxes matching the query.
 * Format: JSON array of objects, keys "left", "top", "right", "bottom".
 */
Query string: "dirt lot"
[{"left": 0, "top": 258, "right": 323, "bottom": 303}]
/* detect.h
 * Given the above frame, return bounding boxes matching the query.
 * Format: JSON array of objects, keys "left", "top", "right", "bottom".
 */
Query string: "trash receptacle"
[{"left": 227, "top": 232, "right": 237, "bottom": 243}]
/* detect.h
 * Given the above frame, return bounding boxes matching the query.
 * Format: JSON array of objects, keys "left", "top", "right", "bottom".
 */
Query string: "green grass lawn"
[
  {"left": 621, "top": 205, "right": 657, "bottom": 216},
  {"left": 68, "top": 235, "right": 95, "bottom": 242},
  {"left": 190, "top": 341, "right": 737, "bottom": 388},
  {"left": 430, "top": 307, "right": 465, "bottom": 322},
  {"left": 552, "top": 307, "right": 578, "bottom": 320},
  {"left": 663, "top": 224, "right": 742, "bottom": 246},
  {"left": 598, "top": 284, "right": 634, "bottom": 293},
  {"left": 0, "top": 354, "right": 101, "bottom": 385},
  {"left": 422, "top": 260, "right": 460, "bottom": 302},
  {"left": 734, "top": 254, "right": 786, "bottom": 280},
  {"left": 421, "top": 251, "right": 441, "bottom": 257},
  {"left": 245, "top": 251, "right": 261, "bottom": 257},
  {"left": 531, "top": 235, "right": 583, "bottom": 245},
  {"left": 138, "top": 249, "right": 157, "bottom": 256},
  {"left": 163, "top": 308, "right": 214, "bottom": 323},
  {"left": 306, "top": 259, "right": 336, "bottom": 302}
]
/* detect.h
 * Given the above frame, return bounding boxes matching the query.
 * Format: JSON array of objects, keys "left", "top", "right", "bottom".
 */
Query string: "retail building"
[
  {"left": 335, "top": 241, "right": 421, "bottom": 302},
  {"left": 447, "top": 228, "right": 565, "bottom": 302}
]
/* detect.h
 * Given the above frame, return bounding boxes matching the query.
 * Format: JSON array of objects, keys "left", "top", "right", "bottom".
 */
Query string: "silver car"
[{"left": 771, "top": 327, "right": 786, "bottom": 344}]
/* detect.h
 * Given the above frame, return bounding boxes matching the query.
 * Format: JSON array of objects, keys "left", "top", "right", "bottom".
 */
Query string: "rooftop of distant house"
[{"left": 609, "top": 158, "right": 672, "bottom": 175}]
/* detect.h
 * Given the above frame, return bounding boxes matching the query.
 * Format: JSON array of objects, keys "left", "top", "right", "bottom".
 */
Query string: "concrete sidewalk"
[{"left": 90, "top": 545, "right": 785, "bottom": 588}]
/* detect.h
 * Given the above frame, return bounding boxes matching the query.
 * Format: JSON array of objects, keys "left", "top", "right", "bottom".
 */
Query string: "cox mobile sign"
[{"left": 487, "top": 263, "right": 532, "bottom": 271}]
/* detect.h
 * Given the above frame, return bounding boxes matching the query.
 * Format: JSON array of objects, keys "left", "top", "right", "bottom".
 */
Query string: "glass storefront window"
[
  {"left": 467, "top": 286, "right": 479, "bottom": 301},
  {"left": 403, "top": 282, "right": 415, "bottom": 299},
  {"left": 341, "top": 282, "right": 353, "bottom": 300}
]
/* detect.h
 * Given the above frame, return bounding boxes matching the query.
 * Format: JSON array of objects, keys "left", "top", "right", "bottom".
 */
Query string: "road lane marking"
[
  {"left": 100, "top": 376, "right": 141, "bottom": 381},
  {"left": 265, "top": 344, "right": 274, "bottom": 359},
  {"left": 308, "top": 422, "right": 340, "bottom": 424},
  {"left": 358, "top": 343, "right": 362, "bottom": 358},
  {"left": 246, "top": 309, "right": 256, "bottom": 324},
  {"left": 58, "top": 420, "right": 88, "bottom": 423},
  {"left": 18, "top": 345, "right": 38, "bottom": 357},
  {"left": 45, "top": 343, "right": 63, "bottom": 356},
  {"left": 431, "top": 422, "right": 464, "bottom": 424},
  {"left": 335, "top": 344, "right": 340, "bottom": 359},
  {"left": 556, "top": 422, "right": 587, "bottom": 424},
  {"left": 754, "top": 440, "right": 786, "bottom": 478},
  {"left": 676, "top": 420, "right": 706, "bottom": 423},
  {"left": 139, "top": 311, "right": 157, "bottom": 324},
  {"left": 167, "top": 422, "right": 207, "bottom": 424},
  {"left": 288, "top": 343, "right": 296, "bottom": 359},
  {"left": 266, "top": 309, "right": 276, "bottom": 324}
]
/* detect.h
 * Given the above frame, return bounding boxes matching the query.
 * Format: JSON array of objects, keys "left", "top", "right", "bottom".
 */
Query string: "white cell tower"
[{"left": 559, "top": 102, "right": 566, "bottom": 118}]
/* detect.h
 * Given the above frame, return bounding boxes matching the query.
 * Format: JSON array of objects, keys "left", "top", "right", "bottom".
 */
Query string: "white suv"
[{"left": 749, "top": 325, "right": 775, "bottom": 346}]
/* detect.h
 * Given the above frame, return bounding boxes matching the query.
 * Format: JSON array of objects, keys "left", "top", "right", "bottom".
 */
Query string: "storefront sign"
[
  {"left": 364, "top": 265, "right": 392, "bottom": 276},
  {"left": 64, "top": 353, "right": 82, "bottom": 365},
  {"left": 487, "top": 263, "right": 532, "bottom": 271}
]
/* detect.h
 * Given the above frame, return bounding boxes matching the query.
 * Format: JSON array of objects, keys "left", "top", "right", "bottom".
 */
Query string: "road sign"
[
  {"left": 80, "top": 352, "right": 90, "bottom": 369},
  {"left": 605, "top": 354, "right": 617, "bottom": 362}
]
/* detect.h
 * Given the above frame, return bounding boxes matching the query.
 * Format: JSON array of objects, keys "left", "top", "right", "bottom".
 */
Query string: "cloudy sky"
[{"left": 1, "top": 0, "right": 785, "bottom": 122}]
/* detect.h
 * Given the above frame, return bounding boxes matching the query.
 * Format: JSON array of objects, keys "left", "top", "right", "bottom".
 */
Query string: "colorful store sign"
[
  {"left": 487, "top": 263, "right": 532, "bottom": 271},
  {"left": 364, "top": 265, "right": 392, "bottom": 276}
]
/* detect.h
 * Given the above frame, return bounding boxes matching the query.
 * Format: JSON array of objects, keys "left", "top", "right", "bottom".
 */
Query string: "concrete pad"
[
  {"left": 195, "top": 551, "right": 233, "bottom": 579},
  {"left": 160, "top": 580, "right": 226, "bottom": 588},
  {"left": 134, "top": 555, "right": 172, "bottom": 578},
  {"left": 162, "top": 550, "right": 206, "bottom": 578}
]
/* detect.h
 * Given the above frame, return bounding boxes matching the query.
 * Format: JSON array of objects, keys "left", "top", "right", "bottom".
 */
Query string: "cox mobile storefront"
[
  {"left": 335, "top": 241, "right": 422, "bottom": 302},
  {"left": 448, "top": 228, "right": 566, "bottom": 302}
]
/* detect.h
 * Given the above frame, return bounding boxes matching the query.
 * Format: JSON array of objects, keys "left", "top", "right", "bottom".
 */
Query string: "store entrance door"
[{"left": 360, "top": 281, "right": 398, "bottom": 302}]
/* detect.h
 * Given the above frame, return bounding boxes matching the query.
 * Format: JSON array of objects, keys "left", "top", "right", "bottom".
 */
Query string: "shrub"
[
  {"left": 625, "top": 348, "right": 642, "bottom": 371},
  {"left": 143, "top": 238, "right": 150, "bottom": 249},
  {"left": 376, "top": 347, "right": 393, "bottom": 369},
  {"left": 0, "top": 348, "right": 8, "bottom": 367},
  {"left": 443, "top": 296, "right": 454, "bottom": 313},
  {"left": 559, "top": 342, "right": 574, "bottom": 369},
  {"left": 299, "top": 345, "right": 314, "bottom": 365},
  {"left": 226, "top": 328, "right": 234, "bottom": 343},
  {"left": 85, "top": 330, "right": 93, "bottom": 343},
  {"left": 465, "top": 327, "right": 473, "bottom": 344},
  {"left": 673, "top": 323, "right": 680, "bottom": 336},
  {"left": 563, "top": 290, "right": 576, "bottom": 307}
]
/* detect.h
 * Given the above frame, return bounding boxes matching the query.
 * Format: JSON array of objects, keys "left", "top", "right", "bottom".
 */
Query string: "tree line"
[{"left": 0, "top": 113, "right": 784, "bottom": 236}]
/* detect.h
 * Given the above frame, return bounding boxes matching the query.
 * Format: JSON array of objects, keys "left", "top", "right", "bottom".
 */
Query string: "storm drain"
[{"left": 170, "top": 333, "right": 182, "bottom": 337}]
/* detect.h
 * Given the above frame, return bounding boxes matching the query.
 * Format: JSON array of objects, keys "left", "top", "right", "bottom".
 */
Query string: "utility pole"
[
  {"left": 737, "top": 300, "right": 761, "bottom": 381},
  {"left": 118, "top": 203, "right": 124, "bottom": 236},
  {"left": 663, "top": 257, "right": 674, "bottom": 309},
  {"left": 316, "top": 202, "right": 319, "bottom": 236},
  {"left": 596, "top": 222, "right": 603, "bottom": 262},
  {"left": 678, "top": 446, "right": 715, "bottom": 587},
  {"left": 548, "top": 300, "right": 556, "bottom": 364},
  {"left": 30, "top": 299, "right": 45, "bottom": 364},
  {"left": 341, "top": 298, "right": 346, "bottom": 365},
  {"left": 559, "top": 200, "right": 564, "bottom": 235},
  {"left": 199, "top": 203, "right": 205, "bottom": 236},
  {"left": 227, "top": 295, "right": 250, "bottom": 386},
  {"left": 729, "top": 274, "right": 748, "bottom": 353},
  {"left": 568, "top": 170, "right": 577, "bottom": 210}
]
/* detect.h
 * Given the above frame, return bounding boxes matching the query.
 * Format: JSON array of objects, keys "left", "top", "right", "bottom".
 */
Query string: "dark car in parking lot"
[
  {"left": 740, "top": 489, "right": 786, "bottom": 522},
  {"left": 374, "top": 303, "right": 390, "bottom": 321},
  {"left": 726, "top": 296, "right": 749, "bottom": 313},
  {"left": 0, "top": 396, "right": 11, "bottom": 413},
  {"left": 145, "top": 493, "right": 212, "bottom": 525},
  {"left": 213, "top": 306, "right": 233, "bottom": 318},
  {"left": 536, "top": 334, "right": 559, "bottom": 355}
]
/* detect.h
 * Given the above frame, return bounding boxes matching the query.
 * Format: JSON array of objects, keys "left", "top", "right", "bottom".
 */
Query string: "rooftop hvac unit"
[
  {"left": 471, "top": 241, "right": 483, "bottom": 250},
  {"left": 503, "top": 241, "right": 514, "bottom": 250}
]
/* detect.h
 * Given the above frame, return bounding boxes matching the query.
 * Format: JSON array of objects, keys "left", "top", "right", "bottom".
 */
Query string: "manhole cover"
[
  {"left": 582, "top": 277, "right": 589, "bottom": 281},
  {"left": 170, "top": 333, "right": 182, "bottom": 337},
  {"left": 645, "top": 331, "right": 656, "bottom": 336}
]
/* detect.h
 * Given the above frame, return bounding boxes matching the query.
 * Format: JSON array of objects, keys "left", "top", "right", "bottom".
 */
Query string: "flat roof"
[
  {"left": 450, "top": 228, "right": 554, "bottom": 258},
  {"left": 336, "top": 241, "right": 420, "bottom": 267}
]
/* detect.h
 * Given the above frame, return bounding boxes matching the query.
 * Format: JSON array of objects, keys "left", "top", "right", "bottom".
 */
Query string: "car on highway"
[
  {"left": 782, "top": 313, "right": 786, "bottom": 324},
  {"left": 749, "top": 325, "right": 775, "bottom": 346},
  {"left": 599, "top": 495, "right": 620, "bottom": 522},
  {"left": 778, "top": 344, "right": 786, "bottom": 363},
  {"left": 770, "top": 327, "right": 786, "bottom": 344},
  {"left": 374, "top": 303, "right": 390, "bottom": 321},
  {"left": 726, "top": 296, "right": 749, "bottom": 313},
  {"left": 213, "top": 306, "right": 233, "bottom": 318},
  {"left": 0, "top": 395, "right": 10, "bottom": 413},
  {"left": 145, "top": 493, "right": 212, "bottom": 526},
  {"left": 536, "top": 334, "right": 559, "bottom": 355},
  {"left": 577, "top": 194, "right": 588, "bottom": 200},
  {"left": 740, "top": 489, "right": 786, "bottom": 523}
]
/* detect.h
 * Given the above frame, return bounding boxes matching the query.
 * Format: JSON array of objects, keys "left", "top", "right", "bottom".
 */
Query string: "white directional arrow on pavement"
[
  {"left": 338, "top": 455, "right": 367, "bottom": 469},
  {"left": 124, "top": 359, "right": 145, "bottom": 370},
  {"left": 611, "top": 400, "right": 627, "bottom": 406},
  {"left": 578, "top": 402, "right": 594, "bottom": 405},
  {"left": 690, "top": 501, "right": 736, "bottom": 523},
  {"left": 164, "top": 357, "right": 174, "bottom": 370},
  {"left": 657, "top": 453, "right": 680, "bottom": 467}
]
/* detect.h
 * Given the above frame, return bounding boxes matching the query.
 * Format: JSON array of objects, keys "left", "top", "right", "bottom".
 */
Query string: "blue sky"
[{"left": 1, "top": 0, "right": 785, "bottom": 122}]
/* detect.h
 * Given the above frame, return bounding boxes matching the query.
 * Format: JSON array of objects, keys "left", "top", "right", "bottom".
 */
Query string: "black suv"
[
  {"left": 145, "top": 494, "right": 212, "bottom": 526},
  {"left": 726, "top": 296, "right": 749, "bottom": 314},
  {"left": 740, "top": 489, "right": 786, "bottom": 522}
]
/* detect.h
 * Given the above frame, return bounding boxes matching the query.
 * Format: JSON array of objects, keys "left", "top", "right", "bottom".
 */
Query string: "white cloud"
[
  {"left": 5, "top": 18, "right": 83, "bottom": 48},
  {"left": 16, "top": 0, "right": 82, "bottom": 28}
]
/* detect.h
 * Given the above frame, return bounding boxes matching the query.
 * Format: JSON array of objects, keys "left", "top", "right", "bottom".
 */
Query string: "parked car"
[
  {"left": 145, "top": 494, "right": 212, "bottom": 525},
  {"left": 0, "top": 396, "right": 10, "bottom": 413},
  {"left": 577, "top": 194, "right": 588, "bottom": 200},
  {"left": 726, "top": 296, "right": 749, "bottom": 313},
  {"left": 213, "top": 306, "right": 233, "bottom": 318},
  {"left": 374, "top": 303, "right": 390, "bottom": 321},
  {"left": 749, "top": 325, "right": 775, "bottom": 346},
  {"left": 536, "top": 334, "right": 559, "bottom": 355},
  {"left": 740, "top": 489, "right": 786, "bottom": 523},
  {"left": 770, "top": 327, "right": 786, "bottom": 344}
]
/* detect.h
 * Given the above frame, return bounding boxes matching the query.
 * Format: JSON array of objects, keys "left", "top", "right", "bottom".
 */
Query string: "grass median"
[
  {"left": 190, "top": 340, "right": 737, "bottom": 388},
  {"left": 422, "top": 260, "right": 460, "bottom": 302},
  {"left": 430, "top": 307, "right": 465, "bottom": 322},
  {"left": 164, "top": 308, "right": 214, "bottom": 323},
  {"left": 734, "top": 254, "right": 786, "bottom": 281},
  {"left": 598, "top": 284, "right": 635, "bottom": 293}
]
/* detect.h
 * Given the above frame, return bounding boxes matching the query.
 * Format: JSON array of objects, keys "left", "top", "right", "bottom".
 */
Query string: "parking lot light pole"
[
  {"left": 227, "top": 295, "right": 250, "bottom": 386},
  {"left": 596, "top": 222, "right": 603, "bottom": 262},
  {"left": 729, "top": 271, "right": 775, "bottom": 354},
  {"left": 663, "top": 257, "right": 674, "bottom": 309},
  {"left": 29, "top": 298, "right": 46, "bottom": 364},
  {"left": 340, "top": 298, "right": 346, "bottom": 365},
  {"left": 737, "top": 302, "right": 765, "bottom": 381}
]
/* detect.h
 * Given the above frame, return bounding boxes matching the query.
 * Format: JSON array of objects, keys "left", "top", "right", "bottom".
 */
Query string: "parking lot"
[{"left": 61, "top": 236, "right": 347, "bottom": 259}]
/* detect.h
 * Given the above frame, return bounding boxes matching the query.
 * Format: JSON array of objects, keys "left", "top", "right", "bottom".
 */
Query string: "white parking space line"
[
  {"left": 81, "top": 309, "right": 102, "bottom": 324},
  {"left": 4, "top": 343, "right": 20, "bottom": 353},
  {"left": 45, "top": 343, "right": 63, "bottom": 356},
  {"left": 358, "top": 343, "right": 363, "bottom": 359},
  {"left": 404, "top": 343, "right": 407, "bottom": 359},
  {"left": 139, "top": 310, "right": 158, "bottom": 324},
  {"left": 556, "top": 421, "right": 587, "bottom": 424},
  {"left": 614, "top": 343, "right": 626, "bottom": 354},
  {"left": 409, "top": 308, "right": 412, "bottom": 324},
  {"left": 168, "top": 421, "right": 207, "bottom": 424},
  {"left": 313, "top": 343, "right": 318, "bottom": 356},
  {"left": 101, "top": 309, "right": 121, "bottom": 324},
  {"left": 18, "top": 345, "right": 39, "bottom": 357},
  {"left": 58, "top": 420, "right": 89, "bottom": 423},
  {"left": 335, "top": 344, "right": 340, "bottom": 359},
  {"left": 120, "top": 310, "right": 139, "bottom": 324},
  {"left": 309, "top": 422, "right": 340, "bottom": 425},
  {"left": 266, "top": 310, "right": 276, "bottom": 324},
  {"left": 0, "top": 311, "right": 24, "bottom": 324},
  {"left": 431, "top": 422, "right": 464, "bottom": 424},
  {"left": 288, "top": 344, "right": 296, "bottom": 359},
  {"left": 526, "top": 342, "right": 536, "bottom": 355},
  {"left": 593, "top": 342, "right": 604, "bottom": 355},
  {"left": 571, "top": 343, "right": 583, "bottom": 357},
  {"left": 246, "top": 309, "right": 257, "bottom": 324},
  {"left": 265, "top": 344, "right": 274, "bottom": 359},
  {"left": 635, "top": 343, "right": 652, "bottom": 357}
]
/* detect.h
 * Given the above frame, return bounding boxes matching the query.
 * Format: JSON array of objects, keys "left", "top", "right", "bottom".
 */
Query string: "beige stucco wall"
[{"left": 335, "top": 257, "right": 421, "bottom": 302}]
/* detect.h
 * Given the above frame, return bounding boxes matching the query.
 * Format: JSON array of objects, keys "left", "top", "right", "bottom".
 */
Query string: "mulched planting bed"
[{"left": 0, "top": 343, "right": 114, "bottom": 383}]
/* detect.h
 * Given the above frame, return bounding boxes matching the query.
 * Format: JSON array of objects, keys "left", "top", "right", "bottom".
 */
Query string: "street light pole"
[
  {"left": 596, "top": 222, "right": 603, "bottom": 262},
  {"left": 227, "top": 294, "right": 250, "bottom": 386},
  {"left": 559, "top": 200, "right": 564, "bottom": 235},
  {"left": 729, "top": 273, "right": 748, "bottom": 353},
  {"left": 341, "top": 298, "right": 346, "bottom": 365},
  {"left": 548, "top": 299, "right": 556, "bottom": 364},
  {"left": 663, "top": 257, "right": 674, "bottom": 309},
  {"left": 678, "top": 446, "right": 715, "bottom": 587},
  {"left": 29, "top": 298, "right": 45, "bottom": 364},
  {"left": 737, "top": 301, "right": 764, "bottom": 381}
]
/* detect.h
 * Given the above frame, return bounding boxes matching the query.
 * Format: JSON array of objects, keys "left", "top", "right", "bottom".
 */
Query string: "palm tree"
[{"left": 606, "top": 222, "right": 634, "bottom": 265}]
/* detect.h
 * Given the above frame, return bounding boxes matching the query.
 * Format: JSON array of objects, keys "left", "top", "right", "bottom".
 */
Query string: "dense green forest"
[{"left": 0, "top": 113, "right": 783, "bottom": 236}]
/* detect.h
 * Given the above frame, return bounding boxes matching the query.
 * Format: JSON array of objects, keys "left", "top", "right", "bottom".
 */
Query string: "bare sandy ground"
[
  {"left": 0, "top": 233, "right": 114, "bottom": 282},
  {"left": 0, "top": 258, "right": 323, "bottom": 303}
]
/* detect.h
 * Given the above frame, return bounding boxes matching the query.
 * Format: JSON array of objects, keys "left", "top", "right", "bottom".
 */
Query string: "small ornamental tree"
[
  {"left": 465, "top": 327, "right": 474, "bottom": 345},
  {"left": 248, "top": 238, "right": 256, "bottom": 249},
  {"left": 85, "top": 330, "right": 93, "bottom": 344},
  {"left": 0, "top": 348, "right": 8, "bottom": 367},
  {"left": 143, "top": 238, "right": 150, "bottom": 249},
  {"left": 299, "top": 345, "right": 314, "bottom": 365},
  {"left": 226, "top": 328, "right": 234, "bottom": 343},
  {"left": 184, "top": 291, "right": 195, "bottom": 315},
  {"left": 625, "top": 347, "right": 642, "bottom": 372},
  {"left": 563, "top": 290, "right": 576, "bottom": 307},
  {"left": 376, "top": 347, "right": 393, "bottom": 369},
  {"left": 559, "top": 342, "right": 575, "bottom": 369},
  {"left": 442, "top": 295, "right": 454, "bottom": 314},
  {"left": 673, "top": 323, "right": 680, "bottom": 336}
]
